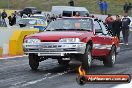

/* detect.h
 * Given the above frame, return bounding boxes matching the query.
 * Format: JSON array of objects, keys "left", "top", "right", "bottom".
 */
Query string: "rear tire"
[
  {"left": 29, "top": 54, "right": 39, "bottom": 70},
  {"left": 82, "top": 44, "right": 92, "bottom": 70},
  {"left": 57, "top": 59, "right": 70, "bottom": 66},
  {"left": 103, "top": 46, "right": 116, "bottom": 67}
]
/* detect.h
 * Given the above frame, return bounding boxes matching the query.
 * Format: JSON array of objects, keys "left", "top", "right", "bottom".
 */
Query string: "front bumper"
[{"left": 23, "top": 42, "right": 86, "bottom": 56}]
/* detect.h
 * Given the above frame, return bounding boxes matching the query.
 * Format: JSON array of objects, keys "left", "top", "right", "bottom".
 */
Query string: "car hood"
[{"left": 26, "top": 31, "right": 93, "bottom": 42}]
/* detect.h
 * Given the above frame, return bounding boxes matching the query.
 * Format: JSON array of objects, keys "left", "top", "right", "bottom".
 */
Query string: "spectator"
[
  {"left": 14, "top": 11, "right": 17, "bottom": 16},
  {"left": 74, "top": 12, "right": 80, "bottom": 17},
  {"left": 58, "top": 14, "right": 62, "bottom": 18},
  {"left": 122, "top": 13, "right": 131, "bottom": 45},
  {"left": 1, "top": 9, "right": 7, "bottom": 19},
  {"left": 123, "top": 2, "right": 129, "bottom": 13},
  {"left": 68, "top": 0, "right": 74, "bottom": 6},
  {"left": 46, "top": 14, "right": 51, "bottom": 23},
  {"left": 103, "top": 1, "right": 108, "bottom": 15},
  {"left": 112, "top": 15, "right": 122, "bottom": 41},
  {"left": 1, "top": 9, "right": 7, "bottom": 26},
  {"left": 51, "top": 14, "right": 56, "bottom": 21},
  {"left": 11, "top": 13, "right": 16, "bottom": 25},
  {"left": 8, "top": 16, "right": 13, "bottom": 26},
  {"left": 98, "top": 0, "right": 104, "bottom": 14},
  {"left": 105, "top": 14, "right": 114, "bottom": 31}
]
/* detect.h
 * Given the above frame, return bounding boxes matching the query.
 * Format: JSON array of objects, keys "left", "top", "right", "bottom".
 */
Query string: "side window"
[
  {"left": 94, "top": 21, "right": 103, "bottom": 33},
  {"left": 63, "top": 11, "right": 72, "bottom": 17},
  {"left": 23, "top": 8, "right": 28, "bottom": 12}
]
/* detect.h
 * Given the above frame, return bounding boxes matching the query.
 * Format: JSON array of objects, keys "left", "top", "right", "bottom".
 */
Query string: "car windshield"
[
  {"left": 46, "top": 18, "right": 92, "bottom": 31},
  {"left": 18, "top": 19, "right": 37, "bottom": 25}
]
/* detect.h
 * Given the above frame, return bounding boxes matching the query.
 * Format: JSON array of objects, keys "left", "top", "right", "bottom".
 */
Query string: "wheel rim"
[
  {"left": 112, "top": 51, "right": 116, "bottom": 64},
  {"left": 87, "top": 52, "right": 92, "bottom": 67}
]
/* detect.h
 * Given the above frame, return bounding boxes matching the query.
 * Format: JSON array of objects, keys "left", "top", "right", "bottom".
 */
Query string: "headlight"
[
  {"left": 59, "top": 38, "right": 80, "bottom": 43},
  {"left": 24, "top": 38, "right": 41, "bottom": 43}
]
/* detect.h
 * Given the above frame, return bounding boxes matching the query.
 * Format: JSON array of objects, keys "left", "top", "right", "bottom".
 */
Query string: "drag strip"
[
  {"left": 0, "top": 48, "right": 132, "bottom": 88},
  {"left": 0, "top": 32, "right": 132, "bottom": 88}
]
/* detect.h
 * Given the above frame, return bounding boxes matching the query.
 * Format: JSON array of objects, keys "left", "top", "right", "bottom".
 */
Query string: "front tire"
[
  {"left": 82, "top": 44, "right": 92, "bottom": 70},
  {"left": 29, "top": 54, "right": 39, "bottom": 70},
  {"left": 103, "top": 46, "right": 116, "bottom": 67}
]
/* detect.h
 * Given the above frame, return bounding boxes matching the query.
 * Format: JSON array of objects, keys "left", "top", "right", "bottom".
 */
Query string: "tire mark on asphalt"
[{"left": 9, "top": 69, "right": 74, "bottom": 88}]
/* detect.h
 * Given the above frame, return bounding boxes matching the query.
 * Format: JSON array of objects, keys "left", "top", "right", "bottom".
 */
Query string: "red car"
[{"left": 23, "top": 17, "right": 120, "bottom": 70}]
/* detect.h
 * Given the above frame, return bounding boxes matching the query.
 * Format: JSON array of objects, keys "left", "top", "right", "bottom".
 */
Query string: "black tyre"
[
  {"left": 57, "top": 59, "right": 70, "bottom": 66},
  {"left": 82, "top": 44, "right": 92, "bottom": 70},
  {"left": 103, "top": 46, "right": 116, "bottom": 67},
  {"left": 29, "top": 54, "right": 39, "bottom": 70}
]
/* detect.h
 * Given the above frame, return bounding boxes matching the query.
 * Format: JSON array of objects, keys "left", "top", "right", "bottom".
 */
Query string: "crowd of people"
[
  {"left": 105, "top": 13, "right": 131, "bottom": 45},
  {"left": 0, "top": 10, "right": 19, "bottom": 27},
  {"left": 0, "top": 9, "right": 63, "bottom": 27}
]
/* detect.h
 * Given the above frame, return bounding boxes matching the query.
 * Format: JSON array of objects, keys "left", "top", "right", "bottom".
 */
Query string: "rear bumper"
[{"left": 23, "top": 42, "right": 86, "bottom": 56}]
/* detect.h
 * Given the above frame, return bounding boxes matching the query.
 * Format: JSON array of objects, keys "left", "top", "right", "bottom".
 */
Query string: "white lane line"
[
  {"left": 12, "top": 81, "right": 27, "bottom": 86},
  {"left": 21, "top": 70, "right": 72, "bottom": 87},
  {"left": 9, "top": 73, "right": 51, "bottom": 88},
  {"left": 9, "top": 69, "right": 73, "bottom": 88},
  {"left": 112, "top": 80, "right": 132, "bottom": 88}
]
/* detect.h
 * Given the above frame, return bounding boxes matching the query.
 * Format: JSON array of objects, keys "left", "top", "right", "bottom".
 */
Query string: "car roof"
[
  {"left": 58, "top": 17, "right": 93, "bottom": 20},
  {"left": 52, "top": 6, "right": 88, "bottom": 12}
]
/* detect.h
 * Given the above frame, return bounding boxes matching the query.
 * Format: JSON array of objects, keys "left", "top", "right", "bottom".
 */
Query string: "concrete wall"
[
  {"left": 0, "top": 27, "right": 14, "bottom": 47},
  {"left": 0, "top": 27, "right": 39, "bottom": 56},
  {"left": 0, "top": 27, "right": 17, "bottom": 55}
]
